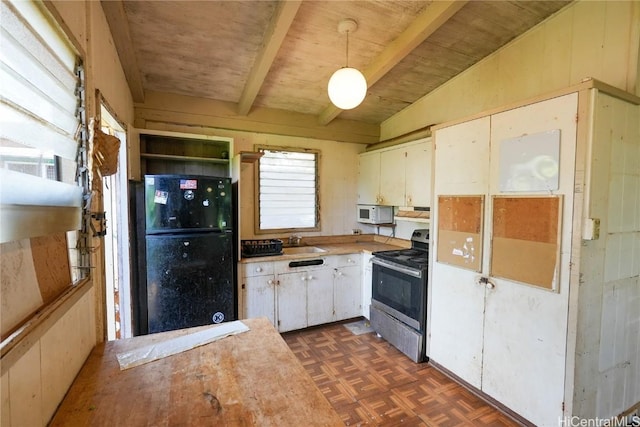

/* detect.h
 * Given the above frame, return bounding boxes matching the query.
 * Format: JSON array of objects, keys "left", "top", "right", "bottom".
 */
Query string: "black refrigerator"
[{"left": 142, "top": 174, "right": 235, "bottom": 334}]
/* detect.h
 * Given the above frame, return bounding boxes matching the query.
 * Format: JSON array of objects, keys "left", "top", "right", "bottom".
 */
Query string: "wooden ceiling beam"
[
  {"left": 237, "top": 0, "right": 302, "bottom": 116},
  {"left": 318, "top": 0, "right": 468, "bottom": 126},
  {"left": 100, "top": 0, "right": 145, "bottom": 102}
]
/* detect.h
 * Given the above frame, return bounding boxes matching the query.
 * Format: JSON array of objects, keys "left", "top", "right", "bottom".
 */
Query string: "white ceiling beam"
[
  {"left": 318, "top": 0, "right": 469, "bottom": 126},
  {"left": 100, "top": 0, "right": 145, "bottom": 102},
  {"left": 237, "top": 0, "right": 302, "bottom": 116}
]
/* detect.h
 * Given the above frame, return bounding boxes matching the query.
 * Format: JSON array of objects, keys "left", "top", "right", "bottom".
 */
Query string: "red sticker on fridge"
[{"left": 180, "top": 179, "right": 197, "bottom": 189}]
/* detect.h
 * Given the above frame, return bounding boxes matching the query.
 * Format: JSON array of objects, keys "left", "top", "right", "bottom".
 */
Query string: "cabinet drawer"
[
  {"left": 241, "top": 261, "right": 274, "bottom": 277},
  {"left": 332, "top": 254, "right": 361, "bottom": 268}
]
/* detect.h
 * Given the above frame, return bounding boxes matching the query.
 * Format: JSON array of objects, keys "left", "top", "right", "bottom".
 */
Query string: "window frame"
[
  {"left": 0, "top": 0, "right": 88, "bottom": 246},
  {"left": 253, "top": 145, "right": 321, "bottom": 234}
]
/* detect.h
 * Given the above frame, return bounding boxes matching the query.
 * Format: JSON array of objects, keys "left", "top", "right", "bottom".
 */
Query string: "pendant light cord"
[{"left": 345, "top": 30, "right": 350, "bottom": 67}]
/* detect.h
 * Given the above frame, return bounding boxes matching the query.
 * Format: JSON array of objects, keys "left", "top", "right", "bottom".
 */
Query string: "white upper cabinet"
[
  {"left": 358, "top": 138, "right": 432, "bottom": 207},
  {"left": 379, "top": 148, "right": 406, "bottom": 206},
  {"left": 357, "top": 151, "right": 381, "bottom": 205},
  {"left": 404, "top": 141, "right": 432, "bottom": 207}
]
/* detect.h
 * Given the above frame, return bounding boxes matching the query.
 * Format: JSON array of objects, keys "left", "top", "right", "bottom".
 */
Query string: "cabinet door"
[
  {"left": 306, "top": 268, "right": 335, "bottom": 327},
  {"left": 480, "top": 94, "right": 576, "bottom": 426},
  {"left": 379, "top": 148, "right": 405, "bottom": 206},
  {"left": 430, "top": 116, "right": 491, "bottom": 389},
  {"left": 242, "top": 275, "right": 276, "bottom": 327},
  {"left": 277, "top": 272, "right": 308, "bottom": 332},
  {"left": 357, "top": 151, "right": 381, "bottom": 204},
  {"left": 334, "top": 265, "right": 362, "bottom": 321},
  {"left": 361, "top": 253, "right": 373, "bottom": 319},
  {"left": 404, "top": 140, "right": 432, "bottom": 207}
]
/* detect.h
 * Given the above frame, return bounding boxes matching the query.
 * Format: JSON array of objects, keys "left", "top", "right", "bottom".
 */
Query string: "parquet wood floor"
[{"left": 282, "top": 321, "right": 522, "bottom": 427}]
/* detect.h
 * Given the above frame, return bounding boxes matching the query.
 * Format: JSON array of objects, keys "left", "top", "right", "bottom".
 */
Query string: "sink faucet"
[{"left": 288, "top": 234, "right": 302, "bottom": 246}]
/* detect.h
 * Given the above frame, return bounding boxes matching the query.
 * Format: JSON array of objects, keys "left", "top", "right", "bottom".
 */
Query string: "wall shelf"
[
  {"left": 140, "top": 153, "right": 229, "bottom": 164},
  {"left": 137, "top": 130, "right": 233, "bottom": 176},
  {"left": 395, "top": 216, "right": 430, "bottom": 224},
  {"left": 239, "top": 151, "right": 264, "bottom": 164}
]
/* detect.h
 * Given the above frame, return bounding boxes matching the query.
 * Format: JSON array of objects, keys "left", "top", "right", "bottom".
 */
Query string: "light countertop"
[{"left": 239, "top": 237, "right": 407, "bottom": 263}]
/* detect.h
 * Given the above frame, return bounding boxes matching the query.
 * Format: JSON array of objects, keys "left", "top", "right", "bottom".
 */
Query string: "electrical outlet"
[
  {"left": 583, "top": 218, "right": 600, "bottom": 240},
  {"left": 352, "top": 229, "right": 361, "bottom": 235}
]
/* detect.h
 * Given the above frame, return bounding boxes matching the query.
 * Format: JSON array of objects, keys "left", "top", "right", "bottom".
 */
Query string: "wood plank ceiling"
[{"left": 102, "top": 0, "right": 571, "bottom": 127}]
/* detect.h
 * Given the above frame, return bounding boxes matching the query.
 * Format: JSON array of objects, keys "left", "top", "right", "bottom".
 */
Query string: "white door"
[
  {"left": 277, "top": 272, "right": 309, "bottom": 332},
  {"left": 243, "top": 275, "right": 276, "bottom": 326},
  {"left": 481, "top": 93, "right": 577, "bottom": 425},
  {"left": 429, "top": 116, "right": 491, "bottom": 388},
  {"left": 333, "top": 265, "right": 362, "bottom": 320},
  {"left": 357, "top": 151, "right": 381, "bottom": 204},
  {"left": 307, "top": 268, "right": 335, "bottom": 326}
]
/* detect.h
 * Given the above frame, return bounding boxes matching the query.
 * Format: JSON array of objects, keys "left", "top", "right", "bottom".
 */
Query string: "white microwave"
[{"left": 357, "top": 205, "right": 393, "bottom": 224}]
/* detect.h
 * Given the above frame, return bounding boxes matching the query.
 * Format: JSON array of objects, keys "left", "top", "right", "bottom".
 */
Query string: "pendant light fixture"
[{"left": 327, "top": 19, "right": 367, "bottom": 110}]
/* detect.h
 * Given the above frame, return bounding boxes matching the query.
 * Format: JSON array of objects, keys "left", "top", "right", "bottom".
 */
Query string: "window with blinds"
[
  {"left": 0, "top": 0, "right": 86, "bottom": 244},
  {"left": 257, "top": 148, "right": 320, "bottom": 232}
]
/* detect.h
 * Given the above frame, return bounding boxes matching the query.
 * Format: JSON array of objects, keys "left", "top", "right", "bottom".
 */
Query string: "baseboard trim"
[{"left": 428, "top": 359, "right": 534, "bottom": 427}]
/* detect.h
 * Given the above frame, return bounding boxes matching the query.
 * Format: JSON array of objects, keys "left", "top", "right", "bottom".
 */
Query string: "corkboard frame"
[
  {"left": 436, "top": 195, "right": 484, "bottom": 272},
  {"left": 489, "top": 195, "right": 563, "bottom": 292}
]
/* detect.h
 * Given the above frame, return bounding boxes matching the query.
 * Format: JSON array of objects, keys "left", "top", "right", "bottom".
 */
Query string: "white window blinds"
[
  {"left": 0, "top": 0, "right": 84, "bottom": 243},
  {"left": 258, "top": 148, "right": 319, "bottom": 231}
]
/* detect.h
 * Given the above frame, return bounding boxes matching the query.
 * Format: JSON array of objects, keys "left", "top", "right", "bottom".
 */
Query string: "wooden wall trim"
[
  {"left": 432, "top": 79, "right": 640, "bottom": 133},
  {"left": 136, "top": 91, "right": 379, "bottom": 144},
  {"left": 0, "top": 277, "right": 93, "bottom": 374},
  {"left": 428, "top": 360, "right": 535, "bottom": 427}
]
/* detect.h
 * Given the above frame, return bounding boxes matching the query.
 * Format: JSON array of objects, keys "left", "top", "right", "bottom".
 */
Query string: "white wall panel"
[
  {"left": 40, "top": 288, "right": 95, "bottom": 424},
  {"left": 8, "top": 342, "right": 41, "bottom": 427},
  {"left": 586, "top": 92, "right": 640, "bottom": 418}
]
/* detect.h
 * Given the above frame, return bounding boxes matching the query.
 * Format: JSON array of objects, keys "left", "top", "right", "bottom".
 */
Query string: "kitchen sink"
[{"left": 282, "top": 246, "right": 327, "bottom": 255}]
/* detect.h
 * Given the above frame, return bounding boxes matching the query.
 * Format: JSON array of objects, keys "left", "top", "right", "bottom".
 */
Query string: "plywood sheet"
[
  {"left": 30, "top": 233, "right": 71, "bottom": 304},
  {"left": 0, "top": 240, "right": 42, "bottom": 337},
  {"left": 436, "top": 196, "right": 484, "bottom": 272},
  {"left": 490, "top": 196, "right": 561, "bottom": 290}
]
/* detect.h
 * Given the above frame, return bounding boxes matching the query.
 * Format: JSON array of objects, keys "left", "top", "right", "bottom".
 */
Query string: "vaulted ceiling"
[{"left": 102, "top": 0, "right": 571, "bottom": 128}]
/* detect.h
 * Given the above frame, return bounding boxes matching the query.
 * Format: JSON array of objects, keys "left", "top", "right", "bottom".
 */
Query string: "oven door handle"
[{"left": 372, "top": 258, "right": 423, "bottom": 278}]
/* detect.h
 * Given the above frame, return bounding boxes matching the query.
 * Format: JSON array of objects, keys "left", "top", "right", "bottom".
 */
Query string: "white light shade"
[{"left": 327, "top": 67, "right": 367, "bottom": 110}]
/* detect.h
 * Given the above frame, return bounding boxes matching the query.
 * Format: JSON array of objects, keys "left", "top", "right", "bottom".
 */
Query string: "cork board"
[
  {"left": 436, "top": 196, "right": 484, "bottom": 272},
  {"left": 490, "top": 196, "right": 562, "bottom": 290}
]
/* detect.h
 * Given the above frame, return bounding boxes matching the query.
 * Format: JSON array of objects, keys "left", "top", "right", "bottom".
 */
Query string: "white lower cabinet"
[
  {"left": 240, "top": 261, "right": 276, "bottom": 325},
  {"left": 307, "top": 269, "right": 335, "bottom": 327},
  {"left": 276, "top": 271, "right": 311, "bottom": 332},
  {"left": 332, "top": 254, "right": 362, "bottom": 320},
  {"left": 240, "top": 253, "right": 363, "bottom": 332},
  {"left": 242, "top": 275, "right": 276, "bottom": 325}
]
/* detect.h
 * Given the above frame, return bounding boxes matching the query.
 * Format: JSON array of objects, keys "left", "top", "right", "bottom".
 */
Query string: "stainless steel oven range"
[{"left": 370, "top": 229, "right": 429, "bottom": 362}]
